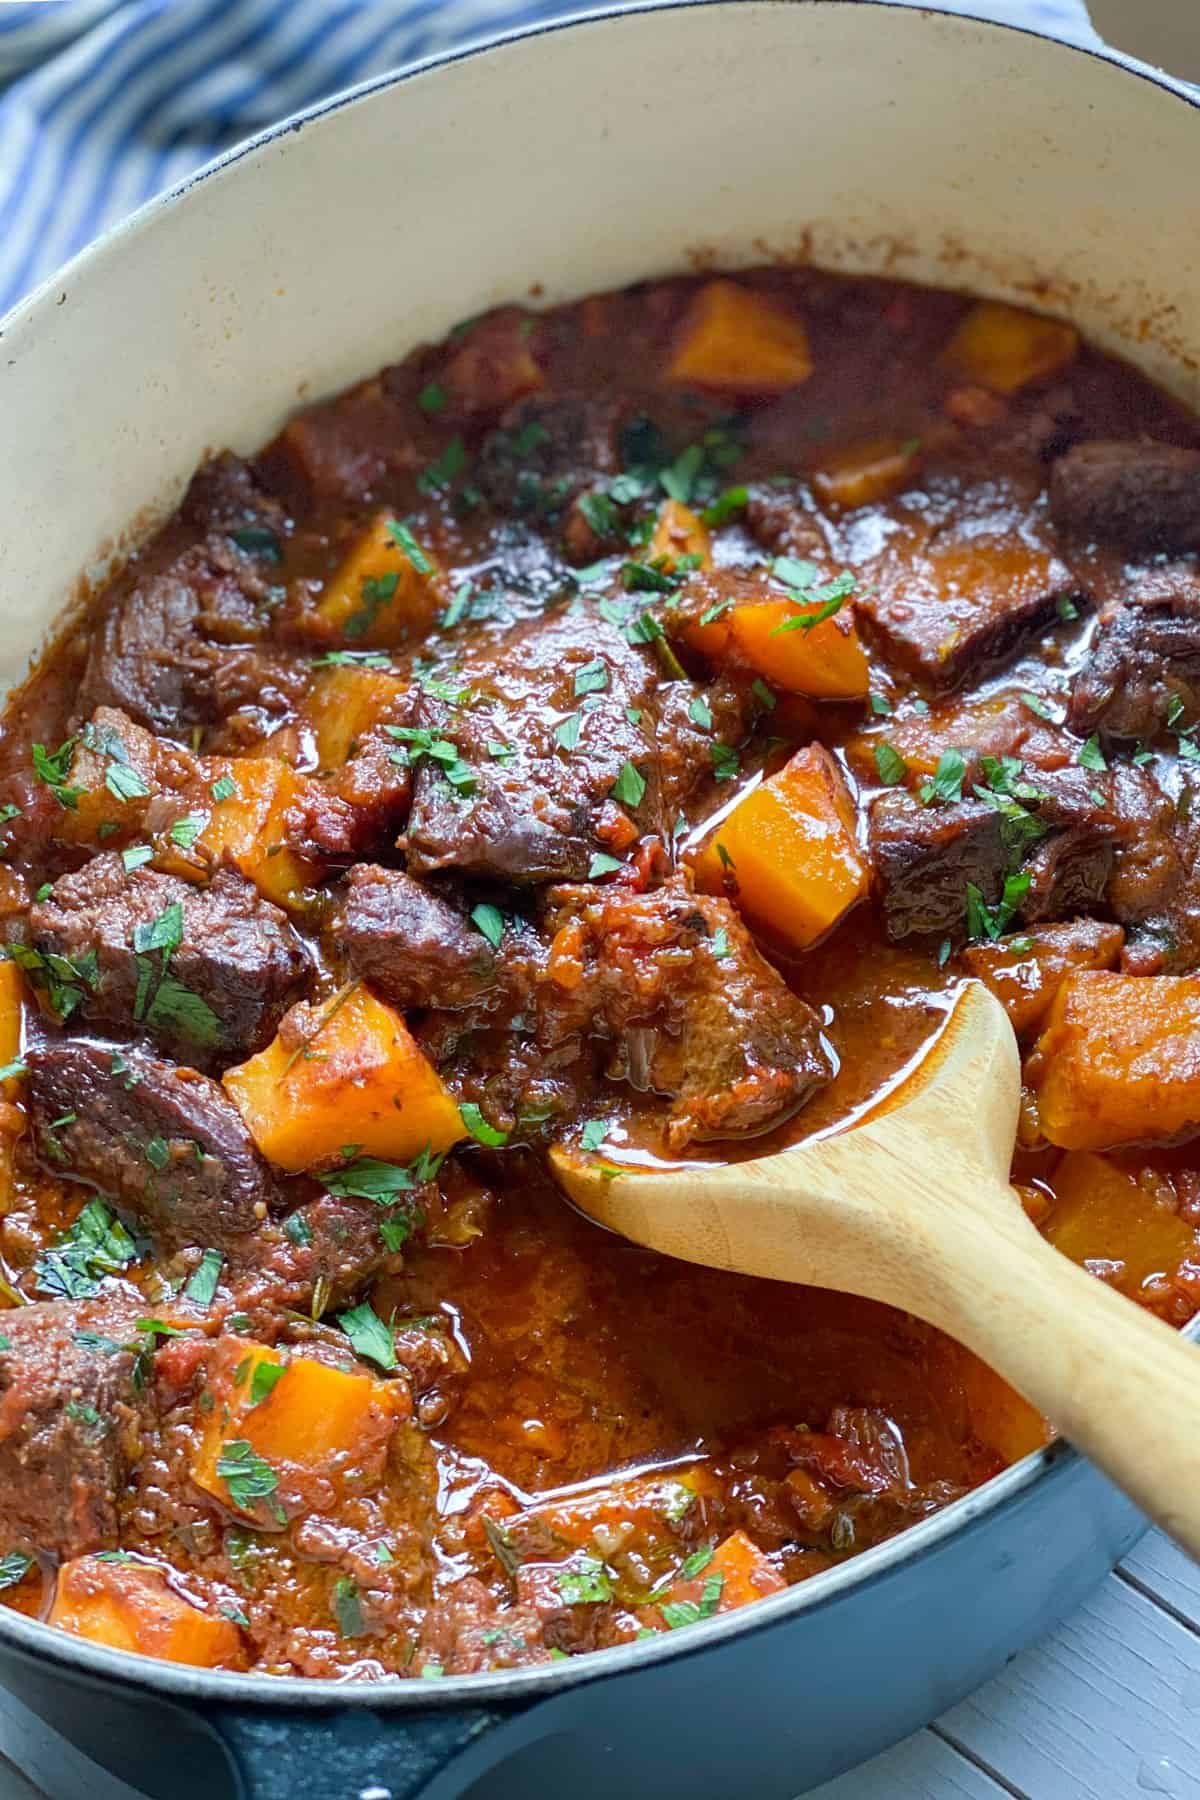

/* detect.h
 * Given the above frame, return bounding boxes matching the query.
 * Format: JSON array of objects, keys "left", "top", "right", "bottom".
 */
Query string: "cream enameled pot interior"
[{"left": 2, "top": 1, "right": 1199, "bottom": 704}]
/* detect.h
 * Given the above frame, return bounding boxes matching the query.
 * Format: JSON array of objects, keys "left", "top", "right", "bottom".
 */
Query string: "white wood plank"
[
  {"left": 938, "top": 1575, "right": 1200, "bottom": 1800},
  {"left": 1120, "top": 1530, "right": 1200, "bottom": 1631},
  {"left": 806, "top": 1726, "right": 1014, "bottom": 1800}
]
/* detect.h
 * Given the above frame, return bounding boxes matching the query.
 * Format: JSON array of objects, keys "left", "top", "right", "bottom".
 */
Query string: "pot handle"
[{"left": 207, "top": 1701, "right": 519, "bottom": 1800}]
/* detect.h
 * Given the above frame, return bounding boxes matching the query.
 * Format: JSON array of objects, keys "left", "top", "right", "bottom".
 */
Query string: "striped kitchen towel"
[{"left": 0, "top": 0, "right": 1103, "bottom": 318}]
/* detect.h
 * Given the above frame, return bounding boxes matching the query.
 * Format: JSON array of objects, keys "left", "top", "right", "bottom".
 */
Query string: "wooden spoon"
[{"left": 552, "top": 980, "right": 1200, "bottom": 1556}]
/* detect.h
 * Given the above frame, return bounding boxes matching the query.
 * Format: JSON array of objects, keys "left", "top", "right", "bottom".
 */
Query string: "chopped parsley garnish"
[
  {"left": 333, "top": 1576, "right": 367, "bottom": 1638},
  {"left": 556, "top": 1555, "right": 613, "bottom": 1606},
  {"left": 874, "top": 743, "right": 907, "bottom": 786},
  {"left": 769, "top": 560, "right": 856, "bottom": 634},
  {"left": 216, "top": 1440, "right": 282, "bottom": 1517},
  {"left": 248, "top": 1361, "right": 287, "bottom": 1407},
  {"left": 0, "top": 1552, "right": 32, "bottom": 1590},
  {"left": 710, "top": 744, "right": 740, "bottom": 782},
  {"left": 0, "top": 1058, "right": 26, "bottom": 1084},
  {"left": 417, "top": 381, "right": 447, "bottom": 415},
  {"left": 580, "top": 1120, "right": 609, "bottom": 1153},
  {"left": 700, "top": 485, "right": 749, "bottom": 527},
  {"left": 966, "top": 870, "right": 1032, "bottom": 943},
  {"left": 689, "top": 695, "right": 713, "bottom": 731},
  {"left": 869, "top": 692, "right": 893, "bottom": 717},
  {"left": 32, "top": 738, "right": 83, "bottom": 810},
  {"left": 346, "top": 571, "right": 399, "bottom": 639},
  {"left": 321, "top": 1149, "right": 443, "bottom": 1202},
  {"left": 145, "top": 1135, "right": 170, "bottom": 1171},
  {"left": 337, "top": 1301, "right": 396, "bottom": 1372},
  {"left": 168, "top": 815, "right": 204, "bottom": 850},
  {"left": 1056, "top": 594, "right": 1079, "bottom": 622},
  {"left": 121, "top": 844, "right": 153, "bottom": 873},
  {"left": 228, "top": 525, "right": 281, "bottom": 560},
  {"left": 417, "top": 434, "right": 467, "bottom": 495},
  {"left": 579, "top": 492, "right": 619, "bottom": 538},
  {"left": 710, "top": 927, "right": 731, "bottom": 960},
  {"left": 621, "top": 558, "right": 683, "bottom": 595},
  {"left": 661, "top": 1571, "right": 725, "bottom": 1630},
  {"left": 105, "top": 762, "right": 150, "bottom": 803},
  {"left": 211, "top": 775, "right": 238, "bottom": 803},
  {"left": 283, "top": 1211, "right": 313, "bottom": 1247},
  {"left": 1077, "top": 734, "right": 1107, "bottom": 772},
  {"left": 34, "top": 1197, "right": 140, "bottom": 1300},
  {"left": 470, "top": 903, "right": 504, "bottom": 949},
  {"left": 611, "top": 761, "right": 647, "bottom": 808},
  {"left": 184, "top": 1249, "right": 223, "bottom": 1306},
  {"left": 919, "top": 748, "right": 966, "bottom": 807},
  {"left": 441, "top": 583, "right": 472, "bottom": 630},
  {"left": 751, "top": 679, "right": 776, "bottom": 712},
  {"left": 1019, "top": 692, "right": 1054, "bottom": 721},
  {"left": 574, "top": 658, "right": 609, "bottom": 697},
  {"left": 385, "top": 726, "right": 476, "bottom": 796},
  {"left": 587, "top": 852, "right": 622, "bottom": 879},
  {"left": 385, "top": 518, "right": 435, "bottom": 575},
  {"left": 460, "top": 1102, "right": 510, "bottom": 1147},
  {"left": 554, "top": 711, "right": 582, "bottom": 753},
  {"left": 659, "top": 444, "right": 705, "bottom": 506}
]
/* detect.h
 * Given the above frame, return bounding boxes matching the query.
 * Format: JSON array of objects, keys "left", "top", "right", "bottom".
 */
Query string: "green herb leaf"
[
  {"left": 470, "top": 903, "right": 504, "bottom": 949},
  {"left": 611, "top": 761, "right": 647, "bottom": 808},
  {"left": 417, "top": 435, "right": 467, "bottom": 495},
  {"left": 184, "top": 1249, "right": 223, "bottom": 1307},
  {"left": 1019, "top": 692, "right": 1053, "bottom": 721},
  {"left": 249, "top": 1361, "right": 287, "bottom": 1407},
  {"left": 587, "top": 853, "right": 622, "bottom": 879},
  {"left": 216, "top": 1440, "right": 280, "bottom": 1513},
  {"left": 337, "top": 1302, "right": 396, "bottom": 1372},
  {"left": 105, "top": 762, "right": 150, "bottom": 803},
  {"left": 919, "top": 748, "right": 966, "bottom": 807},
  {"left": 874, "top": 743, "right": 908, "bottom": 786},
  {"left": 554, "top": 711, "right": 582, "bottom": 753},
  {"left": 168, "top": 815, "right": 204, "bottom": 850},
  {"left": 689, "top": 695, "right": 713, "bottom": 731},
  {"left": 386, "top": 518, "right": 435, "bottom": 575},
  {"left": 710, "top": 744, "right": 740, "bottom": 782},
  {"left": 0, "top": 1552, "right": 33, "bottom": 1590},
  {"left": 556, "top": 1554, "right": 613, "bottom": 1605},
  {"left": 659, "top": 444, "right": 705, "bottom": 505},
  {"left": 321, "top": 1151, "right": 442, "bottom": 1202},
  {"left": 868, "top": 692, "right": 893, "bottom": 717},
  {"left": 574, "top": 658, "right": 609, "bottom": 697},
  {"left": 121, "top": 844, "right": 153, "bottom": 873},
  {"left": 699, "top": 486, "right": 749, "bottom": 528},
  {"left": 211, "top": 775, "right": 238, "bottom": 802},
  {"left": 460, "top": 1102, "right": 510, "bottom": 1147},
  {"left": 417, "top": 381, "right": 447, "bottom": 415},
  {"left": 1077, "top": 734, "right": 1107, "bottom": 772},
  {"left": 580, "top": 1120, "right": 608, "bottom": 1153}
]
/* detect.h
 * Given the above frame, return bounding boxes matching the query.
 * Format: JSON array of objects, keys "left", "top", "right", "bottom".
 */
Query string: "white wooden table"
[{"left": 1, "top": 1523, "right": 1196, "bottom": 1799}]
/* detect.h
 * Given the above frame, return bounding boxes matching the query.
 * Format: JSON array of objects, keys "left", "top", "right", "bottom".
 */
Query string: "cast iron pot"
[{"left": 2, "top": 4, "right": 1198, "bottom": 1795}]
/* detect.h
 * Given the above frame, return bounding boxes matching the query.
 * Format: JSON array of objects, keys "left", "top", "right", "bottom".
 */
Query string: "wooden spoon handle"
[{"left": 920, "top": 1194, "right": 1200, "bottom": 1557}]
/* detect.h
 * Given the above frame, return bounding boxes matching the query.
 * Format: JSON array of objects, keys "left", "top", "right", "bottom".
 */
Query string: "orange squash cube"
[
  {"left": 728, "top": 598, "right": 869, "bottom": 701},
  {"left": 304, "top": 513, "right": 443, "bottom": 648},
  {"left": 48, "top": 710, "right": 194, "bottom": 850},
  {"left": 651, "top": 1530, "right": 785, "bottom": 1629},
  {"left": 190, "top": 1336, "right": 406, "bottom": 1525},
  {"left": 1041, "top": 1152, "right": 1198, "bottom": 1299},
  {"left": 960, "top": 919, "right": 1125, "bottom": 1038},
  {"left": 811, "top": 437, "right": 924, "bottom": 513},
  {"left": 942, "top": 300, "right": 1078, "bottom": 395},
  {"left": 302, "top": 663, "right": 409, "bottom": 770},
  {"left": 0, "top": 962, "right": 23, "bottom": 1092},
  {"left": 49, "top": 1556, "right": 246, "bottom": 1669},
  {"left": 667, "top": 280, "right": 812, "bottom": 394},
  {"left": 693, "top": 745, "right": 868, "bottom": 949},
  {"left": 1028, "top": 972, "right": 1200, "bottom": 1150},
  {"left": 222, "top": 983, "right": 464, "bottom": 1172},
  {"left": 176, "top": 757, "right": 320, "bottom": 913},
  {"left": 647, "top": 499, "right": 712, "bottom": 573}
]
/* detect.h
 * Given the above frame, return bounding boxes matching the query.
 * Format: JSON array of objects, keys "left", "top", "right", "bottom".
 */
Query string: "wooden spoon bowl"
[{"left": 552, "top": 981, "right": 1200, "bottom": 1556}]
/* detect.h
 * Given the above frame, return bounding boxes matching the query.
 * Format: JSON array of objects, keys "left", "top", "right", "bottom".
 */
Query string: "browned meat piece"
[
  {"left": 404, "top": 612, "right": 662, "bottom": 883},
  {"left": 743, "top": 485, "right": 828, "bottom": 562},
  {"left": 653, "top": 675, "right": 756, "bottom": 816},
  {"left": 856, "top": 537, "right": 1085, "bottom": 691},
  {"left": 329, "top": 865, "right": 505, "bottom": 1011},
  {"left": 1019, "top": 766, "right": 1118, "bottom": 923},
  {"left": 285, "top": 742, "right": 414, "bottom": 861},
  {"left": 1049, "top": 440, "right": 1200, "bottom": 554},
  {"left": 0, "top": 1295, "right": 149, "bottom": 1559},
  {"left": 257, "top": 377, "right": 416, "bottom": 512},
  {"left": 229, "top": 1192, "right": 404, "bottom": 1319},
  {"left": 1069, "top": 574, "right": 1200, "bottom": 741},
  {"left": 25, "top": 1041, "right": 274, "bottom": 1253},
  {"left": 869, "top": 795, "right": 1008, "bottom": 938},
  {"left": 433, "top": 308, "right": 545, "bottom": 422},
  {"left": 539, "top": 875, "right": 831, "bottom": 1149},
  {"left": 475, "top": 394, "right": 621, "bottom": 518},
  {"left": 27, "top": 856, "right": 308, "bottom": 1068},
  {"left": 78, "top": 454, "right": 308, "bottom": 737},
  {"left": 1106, "top": 763, "right": 1200, "bottom": 973}
]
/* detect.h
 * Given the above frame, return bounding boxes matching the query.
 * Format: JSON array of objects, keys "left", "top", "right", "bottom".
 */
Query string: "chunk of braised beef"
[
  {"left": 869, "top": 794, "right": 1008, "bottom": 939},
  {"left": 25, "top": 1040, "right": 274, "bottom": 1253},
  {"left": 77, "top": 454, "right": 307, "bottom": 737},
  {"left": 538, "top": 874, "right": 831, "bottom": 1150},
  {"left": 404, "top": 611, "right": 662, "bottom": 884},
  {"left": 1018, "top": 766, "right": 1117, "bottom": 924},
  {"left": 27, "top": 856, "right": 309, "bottom": 1068},
  {"left": 256, "top": 377, "right": 419, "bottom": 513},
  {"left": 432, "top": 308, "right": 545, "bottom": 424},
  {"left": 1069, "top": 574, "right": 1200, "bottom": 741},
  {"left": 475, "top": 394, "right": 621, "bottom": 521},
  {"left": 0, "top": 1294, "right": 150, "bottom": 1559},
  {"left": 1049, "top": 440, "right": 1200, "bottom": 554},
  {"left": 1106, "top": 763, "right": 1200, "bottom": 974},
  {"left": 284, "top": 742, "right": 414, "bottom": 861},
  {"left": 329, "top": 865, "right": 504, "bottom": 1011},
  {"left": 653, "top": 675, "right": 756, "bottom": 817},
  {"left": 229, "top": 1191, "right": 404, "bottom": 1320},
  {"left": 856, "top": 537, "right": 1086, "bottom": 692}
]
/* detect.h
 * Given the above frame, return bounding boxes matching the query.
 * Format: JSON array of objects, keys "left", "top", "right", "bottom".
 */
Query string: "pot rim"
[{"left": 0, "top": 0, "right": 1196, "bottom": 1711}]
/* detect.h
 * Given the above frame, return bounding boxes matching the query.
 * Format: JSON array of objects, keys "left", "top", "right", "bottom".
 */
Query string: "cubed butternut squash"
[
  {"left": 49, "top": 1555, "right": 246, "bottom": 1669},
  {"left": 302, "top": 664, "right": 409, "bottom": 770},
  {"left": 811, "top": 437, "right": 922, "bottom": 513},
  {"left": 666, "top": 280, "right": 812, "bottom": 394},
  {"left": 648, "top": 499, "right": 712, "bottom": 574},
  {"left": 190, "top": 1336, "right": 406, "bottom": 1526},
  {"left": 1041, "top": 1151, "right": 1198, "bottom": 1298},
  {"left": 302, "top": 513, "right": 443, "bottom": 648},
  {"left": 692, "top": 745, "right": 868, "bottom": 949},
  {"left": 169, "top": 757, "right": 320, "bottom": 912},
  {"left": 728, "top": 598, "right": 869, "bottom": 701},
  {"left": 223, "top": 983, "right": 464, "bottom": 1172},
  {"left": 941, "top": 300, "right": 1078, "bottom": 395},
  {"left": 0, "top": 962, "right": 23, "bottom": 1093},
  {"left": 48, "top": 711, "right": 188, "bottom": 849},
  {"left": 1028, "top": 972, "right": 1200, "bottom": 1150},
  {"left": 960, "top": 920, "right": 1125, "bottom": 1038},
  {"left": 652, "top": 1530, "right": 785, "bottom": 1627}
]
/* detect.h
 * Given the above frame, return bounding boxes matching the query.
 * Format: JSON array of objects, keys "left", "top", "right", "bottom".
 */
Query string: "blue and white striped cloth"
[{"left": 0, "top": 0, "right": 1101, "bottom": 318}]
